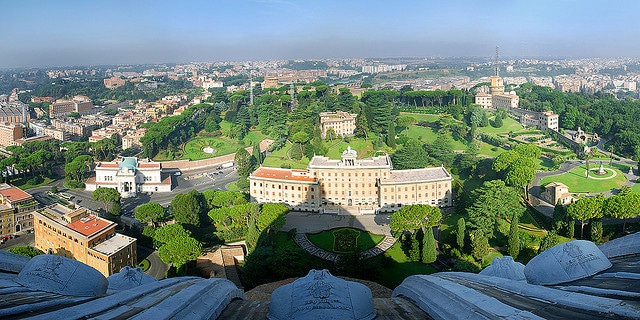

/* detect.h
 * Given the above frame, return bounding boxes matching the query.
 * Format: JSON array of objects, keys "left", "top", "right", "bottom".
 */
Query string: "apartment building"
[
  {"left": 0, "top": 123, "right": 25, "bottom": 147},
  {"left": 319, "top": 111, "right": 358, "bottom": 139},
  {"left": 49, "top": 95, "right": 94, "bottom": 118},
  {"left": 0, "top": 183, "right": 39, "bottom": 236},
  {"left": 249, "top": 147, "right": 453, "bottom": 214},
  {"left": 33, "top": 204, "right": 137, "bottom": 276}
]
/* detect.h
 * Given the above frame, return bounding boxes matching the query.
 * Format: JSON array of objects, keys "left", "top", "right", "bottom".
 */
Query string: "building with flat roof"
[
  {"left": 85, "top": 157, "right": 172, "bottom": 197},
  {"left": 33, "top": 204, "right": 136, "bottom": 276},
  {"left": 0, "top": 123, "right": 25, "bottom": 147},
  {"left": 0, "top": 183, "right": 39, "bottom": 236},
  {"left": 249, "top": 147, "right": 453, "bottom": 214}
]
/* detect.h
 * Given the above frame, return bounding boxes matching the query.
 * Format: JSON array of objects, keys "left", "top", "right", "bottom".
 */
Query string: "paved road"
[
  {"left": 0, "top": 233, "right": 34, "bottom": 250},
  {"left": 138, "top": 246, "right": 169, "bottom": 280},
  {"left": 282, "top": 212, "right": 392, "bottom": 235}
]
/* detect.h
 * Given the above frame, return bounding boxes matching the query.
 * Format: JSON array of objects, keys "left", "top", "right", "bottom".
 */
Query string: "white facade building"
[{"left": 85, "top": 157, "right": 172, "bottom": 197}]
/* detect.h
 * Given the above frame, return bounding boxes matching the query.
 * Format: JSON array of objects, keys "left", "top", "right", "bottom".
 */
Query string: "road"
[
  {"left": 138, "top": 246, "right": 169, "bottom": 280},
  {"left": 0, "top": 233, "right": 34, "bottom": 250}
]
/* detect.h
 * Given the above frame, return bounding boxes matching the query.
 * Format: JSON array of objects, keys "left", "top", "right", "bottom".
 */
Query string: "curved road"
[{"left": 138, "top": 246, "right": 169, "bottom": 280}]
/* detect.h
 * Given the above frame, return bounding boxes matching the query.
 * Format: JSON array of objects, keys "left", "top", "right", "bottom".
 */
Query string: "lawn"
[
  {"left": 406, "top": 125, "right": 467, "bottom": 150},
  {"left": 11, "top": 176, "right": 54, "bottom": 190},
  {"left": 480, "top": 116, "right": 524, "bottom": 135},
  {"left": 540, "top": 163, "right": 627, "bottom": 193},
  {"left": 374, "top": 241, "right": 438, "bottom": 288},
  {"left": 324, "top": 137, "right": 379, "bottom": 159},
  {"left": 307, "top": 228, "right": 385, "bottom": 253},
  {"left": 183, "top": 136, "right": 245, "bottom": 160},
  {"left": 262, "top": 143, "right": 310, "bottom": 169},
  {"left": 400, "top": 112, "right": 441, "bottom": 123}
]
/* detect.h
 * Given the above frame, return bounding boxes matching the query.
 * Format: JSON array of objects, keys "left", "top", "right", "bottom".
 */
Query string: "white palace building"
[
  {"left": 86, "top": 157, "right": 172, "bottom": 197},
  {"left": 249, "top": 147, "right": 453, "bottom": 214}
]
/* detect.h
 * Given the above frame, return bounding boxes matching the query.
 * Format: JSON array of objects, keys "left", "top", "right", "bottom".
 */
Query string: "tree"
[
  {"left": 158, "top": 236, "right": 202, "bottom": 269},
  {"left": 135, "top": 202, "right": 166, "bottom": 227},
  {"left": 110, "top": 201, "right": 122, "bottom": 216},
  {"left": 390, "top": 204, "right": 442, "bottom": 234},
  {"left": 590, "top": 218, "right": 603, "bottom": 243},
  {"left": 397, "top": 115, "right": 416, "bottom": 136},
  {"left": 170, "top": 190, "right": 203, "bottom": 227},
  {"left": 386, "top": 123, "right": 397, "bottom": 149},
  {"left": 466, "top": 180, "right": 522, "bottom": 239},
  {"left": 235, "top": 148, "right": 254, "bottom": 178},
  {"left": 8, "top": 246, "right": 44, "bottom": 258},
  {"left": 492, "top": 115, "right": 503, "bottom": 128},
  {"left": 252, "top": 144, "right": 263, "bottom": 167},
  {"left": 566, "top": 195, "right": 604, "bottom": 238},
  {"left": 92, "top": 187, "right": 121, "bottom": 214},
  {"left": 552, "top": 201, "right": 566, "bottom": 233},
  {"left": 422, "top": 227, "right": 437, "bottom": 263},
  {"left": 456, "top": 217, "right": 466, "bottom": 249},
  {"left": 154, "top": 223, "right": 192, "bottom": 244},
  {"left": 325, "top": 127, "right": 337, "bottom": 142},
  {"left": 604, "top": 192, "right": 640, "bottom": 233},
  {"left": 390, "top": 138, "right": 429, "bottom": 170},
  {"left": 507, "top": 214, "right": 520, "bottom": 259},
  {"left": 257, "top": 203, "right": 289, "bottom": 234},
  {"left": 470, "top": 230, "right": 489, "bottom": 263},
  {"left": 538, "top": 231, "right": 560, "bottom": 253}
]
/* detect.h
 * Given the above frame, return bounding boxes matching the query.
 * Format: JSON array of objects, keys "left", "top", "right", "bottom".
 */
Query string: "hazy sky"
[{"left": 2, "top": 0, "right": 640, "bottom": 68}]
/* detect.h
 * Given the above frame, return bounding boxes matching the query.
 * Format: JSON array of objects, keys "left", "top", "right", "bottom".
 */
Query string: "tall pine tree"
[{"left": 507, "top": 214, "right": 520, "bottom": 259}]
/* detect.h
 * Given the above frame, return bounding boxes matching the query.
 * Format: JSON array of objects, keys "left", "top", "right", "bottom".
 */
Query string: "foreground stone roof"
[{"left": 0, "top": 233, "right": 639, "bottom": 319}]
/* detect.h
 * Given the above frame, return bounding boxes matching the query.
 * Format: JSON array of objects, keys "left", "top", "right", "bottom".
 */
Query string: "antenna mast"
[{"left": 495, "top": 46, "right": 500, "bottom": 77}]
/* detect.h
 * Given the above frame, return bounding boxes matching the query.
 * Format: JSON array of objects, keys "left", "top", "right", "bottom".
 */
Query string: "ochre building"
[
  {"left": 249, "top": 147, "right": 453, "bottom": 214},
  {"left": 0, "top": 183, "right": 39, "bottom": 236},
  {"left": 33, "top": 204, "right": 136, "bottom": 276}
]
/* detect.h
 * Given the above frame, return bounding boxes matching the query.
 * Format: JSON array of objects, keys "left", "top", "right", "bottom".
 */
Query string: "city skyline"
[{"left": 2, "top": 0, "right": 640, "bottom": 68}]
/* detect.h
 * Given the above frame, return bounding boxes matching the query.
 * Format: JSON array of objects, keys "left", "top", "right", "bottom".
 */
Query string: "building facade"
[
  {"left": 319, "top": 111, "right": 358, "bottom": 139},
  {"left": 249, "top": 147, "right": 453, "bottom": 214},
  {"left": 0, "top": 184, "right": 39, "bottom": 236},
  {"left": 49, "top": 95, "right": 94, "bottom": 118},
  {"left": 85, "top": 157, "right": 172, "bottom": 196},
  {"left": 33, "top": 204, "right": 137, "bottom": 276},
  {"left": 0, "top": 123, "right": 25, "bottom": 147}
]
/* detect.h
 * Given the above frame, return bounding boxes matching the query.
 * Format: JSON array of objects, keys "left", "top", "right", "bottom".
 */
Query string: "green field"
[
  {"left": 540, "top": 163, "right": 627, "bottom": 193},
  {"left": 374, "top": 241, "right": 438, "bottom": 288},
  {"left": 400, "top": 112, "right": 440, "bottom": 123},
  {"left": 480, "top": 116, "right": 524, "bottom": 135},
  {"left": 262, "top": 143, "right": 310, "bottom": 169}
]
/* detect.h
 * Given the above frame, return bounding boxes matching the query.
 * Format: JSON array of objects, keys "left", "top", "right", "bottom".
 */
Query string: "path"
[{"left": 293, "top": 233, "right": 397, "bottom": 262}]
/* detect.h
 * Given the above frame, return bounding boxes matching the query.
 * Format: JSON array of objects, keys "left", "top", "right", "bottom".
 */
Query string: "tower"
[{"left": 490, "top": 46, "right": 504, "bottom": 95}]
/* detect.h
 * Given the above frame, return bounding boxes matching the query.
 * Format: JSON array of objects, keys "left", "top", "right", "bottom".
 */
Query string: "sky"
[{"left": 2, "top": 0, "right": 640, "bottom": 68}]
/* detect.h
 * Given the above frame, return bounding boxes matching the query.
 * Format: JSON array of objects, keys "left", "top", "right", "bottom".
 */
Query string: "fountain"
[{"left": 596, "top": 161, "right": 606, "bottom": 175}]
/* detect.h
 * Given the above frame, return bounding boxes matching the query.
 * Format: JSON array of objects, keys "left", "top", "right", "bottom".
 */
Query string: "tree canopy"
[{"left": 390, "top": 204, "right": 442, "bottom": 233}]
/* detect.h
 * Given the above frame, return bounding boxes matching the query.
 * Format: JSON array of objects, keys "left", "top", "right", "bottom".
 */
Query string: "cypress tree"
[
  {"left": 456, "top": 217, "right": 466, "bottom": 250},
  {"left": 567, "top": 218, "right": 575, "bottom": 239},
  {"left": 507, "top": 214, "right": 520, "bottom": 259},
  {"left": 422, "top": 227, "right": 437, "bottom": 264},
  {"left": 538, "top": 231, "right": 559, "bottom": 253},
  {"left": 590, "top": 218, "right": 603, "bottom": 244},
  {"left": 471, "top": 230, "right": 489, "bottom": 264},
  {"left": 386, "top": 122, "right": 397, "bottom": 149},
  {"left": 408, "top": 233, "right": 421, "bottom": 262}
]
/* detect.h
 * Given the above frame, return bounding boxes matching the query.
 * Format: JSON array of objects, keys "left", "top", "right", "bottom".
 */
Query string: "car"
[
  {"left": 218, "top": 171, "right": 223, "bottom": 175},
  {"left": 174, "top": 172, "right": 182, "bottom": 176}
]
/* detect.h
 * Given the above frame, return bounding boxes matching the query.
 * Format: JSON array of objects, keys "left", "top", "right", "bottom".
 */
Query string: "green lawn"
[
  {"left": 324, "top": 137, "right": 379, "bottom": 159},
  {"left": 183, "top": 136, "right": 245, "bottom": 160},
  {"left": 11, "top": 176, "right": 54, "bottom": 190},
  {"left": 262, "top": 143, "right": 310, "bottom": 169},
  {"left": 540, "top": 163, "right": 627, "bottom": 193},
  {"left": 480, "top": 116, "right": 524, "bottom": 135},
  {"left": 400, "top": 112, "right": 441, "bottom": 123},
  {"left": 307, "top": 228, "right": 385, "bottom": 253},
  {"left": 374, "top": 241, "right": 438, "bottom": 288},
  {"left": 405, "top": 125, "right": 467, "bottom": 150},
  {"left": 137, "top": 259, "right": 150, "bottom": 272}
]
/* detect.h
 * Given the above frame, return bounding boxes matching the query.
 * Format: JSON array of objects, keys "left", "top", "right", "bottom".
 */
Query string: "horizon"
[{"left": 3, "top": 0, "right": 640, "bottom": 68}]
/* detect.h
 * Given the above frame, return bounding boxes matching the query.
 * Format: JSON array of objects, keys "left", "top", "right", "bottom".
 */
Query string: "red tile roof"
[
  {"left": 0, "top": 186, "right": 32, "bottom": 203},
  {"left": 251, "top": 168, "right": 316, "bottom": 182},
  {"left": 138, "top": 163, "right": 160, "bottom": 169},
  {"left": 66, "top": 215, "right": 112, "bottom": 237},
  {"left": 98, "top": 163, "right": 118, "bottom": 168}
]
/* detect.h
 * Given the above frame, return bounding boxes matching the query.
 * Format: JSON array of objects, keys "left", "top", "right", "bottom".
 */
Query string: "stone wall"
[{"left": 161, "top": 139, "right": 272, "bottom": 172}]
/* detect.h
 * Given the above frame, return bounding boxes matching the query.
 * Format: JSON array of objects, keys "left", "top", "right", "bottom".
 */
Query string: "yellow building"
[
  {"left": 320, "top": 111, "right": 358, "bottom": 139},
  {"left": 250, "top": 147, "right": 453, "bottom": 214},
  {"left": 33, "top": 204, "right": 137, "bottom": 276},
  {"left": 0, "top": 183, "right": 39, "bottom": 236}
]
